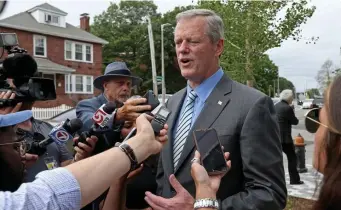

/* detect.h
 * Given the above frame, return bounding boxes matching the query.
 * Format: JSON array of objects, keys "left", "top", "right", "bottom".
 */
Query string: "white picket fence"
[{"left": 32, "top": 104, "right": 73, "bottom": 120}]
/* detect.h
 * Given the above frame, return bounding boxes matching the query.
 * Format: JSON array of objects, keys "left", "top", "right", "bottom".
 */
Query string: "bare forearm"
[
  {"left": 65, "top": 135, "right": 148, "bottom": 207},
  {"left": 102, "top": 180, "right": 126, "bottom": 210}
]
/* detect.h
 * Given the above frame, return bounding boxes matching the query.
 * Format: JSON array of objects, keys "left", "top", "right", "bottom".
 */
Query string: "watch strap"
[
  {"left": 118, "top": 143, "right": 139, "bottom": 171},
  {"left": 194, "top": 198, "right": 219, "bottom": 209}
]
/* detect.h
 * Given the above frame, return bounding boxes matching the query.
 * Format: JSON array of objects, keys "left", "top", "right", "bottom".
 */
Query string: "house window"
[
  {"left": 65, "top": 74, "right": 93, "bottom": 94},
  {"left": 75, "top": 44, "right": 83, "bottom": 61},
  {"left": 33, "top": 35, "right": 46, "bottom": 57},
  {"left": 65, "top": 42, "right": 72, "bottom": 59},
  {"left": 52, "top": 16, "right": 59, "bottom": 24},
  {"left": 64, "top": 41, "right": 93, "bottom": 63},
  {"left": 86, "top": 46, "right": 91, "bottom": 62}
]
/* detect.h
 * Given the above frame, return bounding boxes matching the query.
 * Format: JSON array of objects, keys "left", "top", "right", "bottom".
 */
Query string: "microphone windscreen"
[
  {"left": 103, "top": 102, "right": 116, "bottom": 114},
  {"left": 68, "top": 118, "right": 83, "bottom": 133},
  {"left": 3, "top": 53, "right": 37, "bottom": 78}
]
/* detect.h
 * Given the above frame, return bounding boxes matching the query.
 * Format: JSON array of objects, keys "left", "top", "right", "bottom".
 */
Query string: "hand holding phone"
[{"left": 193, "top": 128, "right": 229, "bottom": 175}]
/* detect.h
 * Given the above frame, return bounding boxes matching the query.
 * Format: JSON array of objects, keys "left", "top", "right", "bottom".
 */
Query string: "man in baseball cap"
[{"left": 0, "top": 110, "right": 33, "bottom": 192}]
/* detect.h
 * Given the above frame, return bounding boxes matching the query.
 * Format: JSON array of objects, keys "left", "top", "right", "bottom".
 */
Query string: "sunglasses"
[
  {"left": 305, "top": 108, "right": 328, "bottom": 133},
  {"left": 0, "top": 140, "right": 29, "bottom": 156}
]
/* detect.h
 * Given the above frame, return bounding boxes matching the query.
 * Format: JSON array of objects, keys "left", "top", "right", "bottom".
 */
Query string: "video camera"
[{"left": 0, "top": 33, "right": 56, "bottom": 107}]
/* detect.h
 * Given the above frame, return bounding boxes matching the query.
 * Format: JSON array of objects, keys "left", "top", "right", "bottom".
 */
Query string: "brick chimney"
[{"left": 80, "top": 13, "right": 90, "bottom": 32}]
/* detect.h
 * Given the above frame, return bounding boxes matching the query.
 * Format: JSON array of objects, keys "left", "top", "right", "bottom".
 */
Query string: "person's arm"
[
  {"left": 102, "top": 166, "right": 143, "bottom": 210},
  {"left": 220, "top": 96, "right": 287, "bottom": 210},
  {"left": 288, "top": 106, "right": 299, "bottom": 125},
  {"left": 0, "top": 167, "right": 81, "bottom": 210},
  {"left": 67, "top": 114, "right": 167, "bottom": 207},
  {"left": 76, "top": 99, "right": 97, "bottom": 132}
]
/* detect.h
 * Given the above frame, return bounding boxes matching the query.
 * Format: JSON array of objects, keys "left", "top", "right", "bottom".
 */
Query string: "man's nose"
[{"left": 178, "top": 42, "right": 190, "bottom": 54}]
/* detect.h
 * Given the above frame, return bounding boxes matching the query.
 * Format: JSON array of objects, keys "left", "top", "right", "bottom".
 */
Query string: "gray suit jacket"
[{"left": 156, "top": 75, "right": 287, "bottom": 210}]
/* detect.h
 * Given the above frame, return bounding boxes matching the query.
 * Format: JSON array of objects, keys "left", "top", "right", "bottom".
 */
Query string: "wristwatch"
[{"left": 194, "top": 198, "right": 219, "bottom": 209}]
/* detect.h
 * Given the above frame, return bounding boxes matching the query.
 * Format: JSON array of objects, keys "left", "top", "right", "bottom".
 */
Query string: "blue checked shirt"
[{"left": 0, "top": 167, "right": 81, "bottom": 210}]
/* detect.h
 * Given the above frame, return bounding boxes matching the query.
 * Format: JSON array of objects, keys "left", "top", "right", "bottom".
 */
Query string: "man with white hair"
[{"left": 275, "top": 89, "right": 303, "bottom": 185}]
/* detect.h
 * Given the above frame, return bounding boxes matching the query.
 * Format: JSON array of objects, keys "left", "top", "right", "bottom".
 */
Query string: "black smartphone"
[{"left": 193, "top": 128, "right": 229, "bottom": 175}]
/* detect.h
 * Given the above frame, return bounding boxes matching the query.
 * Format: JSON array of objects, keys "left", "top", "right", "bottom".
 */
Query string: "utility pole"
[
  {"left": 273, "top": 80, "right": 276, "bottom": 97},
  {"left": 161, "top": 23, "right": 171, "bottom": 106},
  {"left": 147, "top": 16, "right": 158, "bottom": 96},
  {"left": 277, "top": 75, "right": 280, "bottom": 96}
]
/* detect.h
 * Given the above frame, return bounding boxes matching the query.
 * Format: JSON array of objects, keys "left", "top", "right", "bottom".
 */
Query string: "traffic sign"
[{"left": 156, "top": 76, "right": 163, "bottom": 82}]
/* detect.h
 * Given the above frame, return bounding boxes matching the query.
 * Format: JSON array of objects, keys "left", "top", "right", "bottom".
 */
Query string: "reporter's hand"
[
  {"left": 116, "top": 98, "right": 152, "bottom": 122},
  {"left": 126, "top": 114, "right": 168, "bottom": 163},
  {"left": 191, "top": 150, "right": 231, "bottom": 199},
  {"left": 73, "top": 136, "right": 98, "bottom": 161},
  {"left": 0, "top": 90, "right": 22, "bottom": 114},
  {"left": 22, "top": 153, "right": 38, "bottom": 169}
]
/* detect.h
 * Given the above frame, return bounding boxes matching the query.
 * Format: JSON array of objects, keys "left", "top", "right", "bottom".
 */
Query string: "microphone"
[
  {"left": 38, "top": 118, "right": 83, "bottom": 148},
  {"left": 74, "top": 102, "right": 117, "bottom": 146}
]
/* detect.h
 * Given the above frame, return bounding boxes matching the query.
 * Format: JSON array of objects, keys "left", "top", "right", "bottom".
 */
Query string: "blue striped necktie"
[{"left": 173, "top": 90, "right": 197, "bottom": 169}]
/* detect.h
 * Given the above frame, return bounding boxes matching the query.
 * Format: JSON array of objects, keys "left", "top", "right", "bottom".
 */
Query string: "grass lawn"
[{"left": 285, "top": 196, "right": 315, "bottom": 210}]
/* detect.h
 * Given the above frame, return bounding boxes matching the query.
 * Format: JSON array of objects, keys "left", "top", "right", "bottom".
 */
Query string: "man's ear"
[{"left": 215, "top": 39, "right": 224, "bottom": 57}]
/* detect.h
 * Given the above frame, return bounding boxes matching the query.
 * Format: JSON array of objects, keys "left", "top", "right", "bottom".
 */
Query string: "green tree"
[
  {"left": 196, "top": 0, "right": 317, "bottom": 87},
  {"left": 91, "top": 1, "right": 160, "bottom": 94},
  {"left": 306, "top": 88, "right": 320, "bottom": 99},
  {"left": 278, "top": 77, "right": 296, "bottom": 95}
]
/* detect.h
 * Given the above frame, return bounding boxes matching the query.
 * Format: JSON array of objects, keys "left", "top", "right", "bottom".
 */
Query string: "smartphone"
[{"left": 193, "top": 128, "right": 229, "bottom": 175}]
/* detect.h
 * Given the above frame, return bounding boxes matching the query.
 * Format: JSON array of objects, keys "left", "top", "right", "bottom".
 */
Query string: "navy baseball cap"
[{"left": 0, "top": 110, "right": 33, "bottom": 128}]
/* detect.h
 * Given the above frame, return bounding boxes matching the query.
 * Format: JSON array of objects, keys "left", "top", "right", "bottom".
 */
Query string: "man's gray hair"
[
  {"left": 279, "top": 89, "right": 294, "bottom": 102},
  {"left": 175, "top": 9, "right": 224, "bottom": 43}
]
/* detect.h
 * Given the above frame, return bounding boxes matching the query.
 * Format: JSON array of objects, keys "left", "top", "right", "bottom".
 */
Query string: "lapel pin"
[{"left": 218, "top": 101, "right": 222, "bottom": 105}]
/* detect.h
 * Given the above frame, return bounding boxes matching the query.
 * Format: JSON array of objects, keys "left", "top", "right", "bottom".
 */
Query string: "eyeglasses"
[
  {"left": 305, "top": 108, "right": 328, "bottom": 133},
  {"left": 0, "top": 140, "right": 29, "bottom": 156}
]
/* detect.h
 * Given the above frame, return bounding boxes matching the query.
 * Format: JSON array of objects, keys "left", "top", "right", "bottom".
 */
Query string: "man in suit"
[
  {"left": 275, "top": 89, "right": 303, "bottom": 185},
  {"left": 76, "top": 61, "right": 155, "bottom": 210},
  {"left": 145, "top": 9, "right": 287, "bottom": 210}
]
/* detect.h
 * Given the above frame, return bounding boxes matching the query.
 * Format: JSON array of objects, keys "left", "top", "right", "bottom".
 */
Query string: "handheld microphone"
[
  {"left": 38, "top": 118, "right": 83, "bottom": 148},
  {"left": 74, "top": 102, "right": 117, "bottom": 146}
]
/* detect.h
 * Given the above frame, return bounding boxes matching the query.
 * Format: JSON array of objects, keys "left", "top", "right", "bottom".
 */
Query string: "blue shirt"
[
  {"left": 172, "top": 68, "right": 224, "bottom": 138},
  {"left": 0, "top": 167, "right": 81, "bottom": 210}
]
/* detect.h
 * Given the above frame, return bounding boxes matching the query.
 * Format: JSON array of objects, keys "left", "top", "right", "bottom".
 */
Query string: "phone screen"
[{"left": 193, "top": 128, "right": 228, "bottom": 175}]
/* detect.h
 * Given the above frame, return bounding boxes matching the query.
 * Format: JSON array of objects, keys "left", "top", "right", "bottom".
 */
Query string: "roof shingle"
[{"left": 0, "top": 4, "right": 108, "bottom": 45}]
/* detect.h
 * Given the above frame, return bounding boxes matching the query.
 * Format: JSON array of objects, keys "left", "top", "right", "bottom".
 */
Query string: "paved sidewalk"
[
  {"left": 285, "top": 164, "right": 323, "bottom": 200},
  {"left": 283, "top": 129, "right": 322, "bottom": 200}
]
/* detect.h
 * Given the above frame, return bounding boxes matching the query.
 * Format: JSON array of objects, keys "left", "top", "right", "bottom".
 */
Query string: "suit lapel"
[
  {"left": 174, "top": 75, "right": 232, "bottom": 174},
  {"left": 162, "top": 88, "right": 187, "bottom": 175}
]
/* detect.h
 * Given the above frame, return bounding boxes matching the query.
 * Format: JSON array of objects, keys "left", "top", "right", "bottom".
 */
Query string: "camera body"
[{"left": 0, "top": 33, "right": 56, "bottom": 107}]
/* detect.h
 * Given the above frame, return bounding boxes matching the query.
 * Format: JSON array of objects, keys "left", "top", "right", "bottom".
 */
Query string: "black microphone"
[
  {"left": 38, "top": 118, "right": 83, "bottom": 149},
  {"left": 74, "top": 102, "right": 117, "bottom": 146}
]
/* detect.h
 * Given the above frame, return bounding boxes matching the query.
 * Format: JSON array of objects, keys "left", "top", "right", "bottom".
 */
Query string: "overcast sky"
[{"left": 1, "top": 0, "right": 339, "bottom": 92}]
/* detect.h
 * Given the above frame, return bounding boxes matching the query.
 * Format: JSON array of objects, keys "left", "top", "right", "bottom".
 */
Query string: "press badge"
[{"left": 44, "top": 156, "right": 58, "bottom": 170}]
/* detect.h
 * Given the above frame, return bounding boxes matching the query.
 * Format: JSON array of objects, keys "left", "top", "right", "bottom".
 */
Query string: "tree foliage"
[
  {"left": 196, "top": 0, "right": 316, "bottom": 87},
  {"left": 306, "top": 88, "right": 320, "bottom": 99},
  {"left": 91, "top": 0, "right": 316, "bottom": 95}
]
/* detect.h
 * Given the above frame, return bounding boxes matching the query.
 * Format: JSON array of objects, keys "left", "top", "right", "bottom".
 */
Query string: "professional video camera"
[{"left": 0, "top": 33, "right": 56, "bottom": 107}]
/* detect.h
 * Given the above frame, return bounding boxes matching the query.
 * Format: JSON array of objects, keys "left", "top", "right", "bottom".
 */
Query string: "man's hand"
[
  {"left": 116, "top": 98, "right": 152, "bottom": 122},
  {"left": 126, "top": 114, "right": 168, "bottom": 164},
  {"left": 0, "top": 90, "right": 22, "bottom": 114},
  {"left": 144, "top": 175, "right": 194, "bottom": 210},
  {"left": 21, "top": 153, "right": 38, "bottom": 169},
  {"left": 73, "top": 136, "right": 98, "bottom": 161},
  {"left": 191, "top": 150, "right": 231, "bottom": 199}
]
